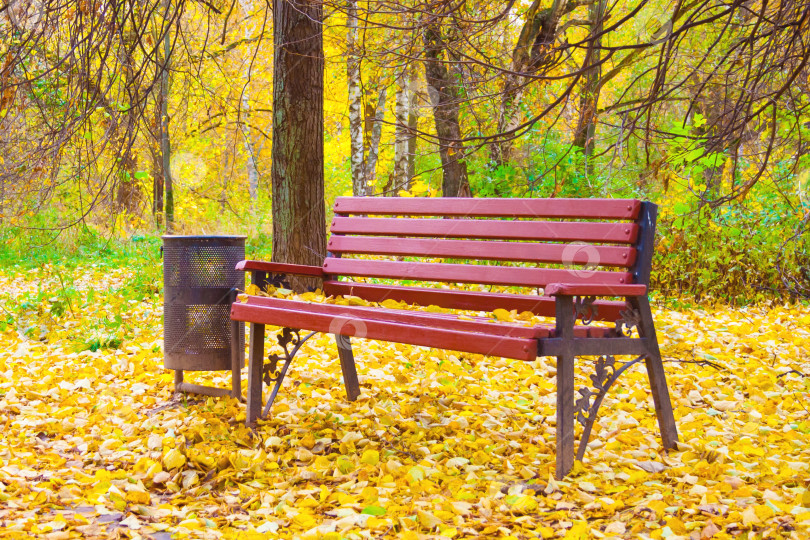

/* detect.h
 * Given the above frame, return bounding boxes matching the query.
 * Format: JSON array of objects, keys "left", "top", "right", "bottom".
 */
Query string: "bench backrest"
[{"left": 323, "top": 197, "right": 657, "bottom": 322}]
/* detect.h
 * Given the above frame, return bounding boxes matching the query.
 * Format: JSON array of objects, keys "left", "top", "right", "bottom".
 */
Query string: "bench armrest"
[
  {"left": 545, "top": 283, "right": 647, "bottom": 297},
  {"left": 235, "top": 260, "right": 324, "bottom": 277}
]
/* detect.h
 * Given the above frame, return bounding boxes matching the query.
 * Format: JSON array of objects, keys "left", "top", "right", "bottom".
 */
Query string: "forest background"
[{"left": 0, "top": 0, "right": 809, "bottom": 303}]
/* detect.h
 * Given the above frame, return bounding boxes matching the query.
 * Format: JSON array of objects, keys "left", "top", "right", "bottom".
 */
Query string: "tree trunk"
[
  {"left": 151, "top": 86, "right": 164, "bottom": 222},
  {"left": 221, "top": 134, "right": 232, "bottom": 213},
  {"left": 346, "top": 0, "right": 366, "bottom": 196},
  {"left": 115, "top": 110, "right": 140, "bottom": 213},
  {"left": 493, "top": 0, "right": 566, "bottom": 166},
  {"left": 406, "top": 71, "right": 418, "bottom": 186},
  {"left": 238, "top": 0, "right": 260, "bottom": 211},
  {"left": 0, "top": 9, "right": 18, "bottom": 221},
  {"left": 392, "top": 68, "right": 410, "bottom": 194},
  {"left": 572, "top": 0, "right": 605, "bottom": 178},
  {"left": 423, "top": 24, "right": 469, "bottom": 197},
  {"left": 271, "top": 0, "right": 326, "bottom": 289},
  {"left": 161, "top": 0, "right": 173, "bottom": 232},
  {"left": 115, "top": 25, "right": 141, "bottom": 214},
  {"left": 365, "top": 86, "right": 386, "bottom": 190}
]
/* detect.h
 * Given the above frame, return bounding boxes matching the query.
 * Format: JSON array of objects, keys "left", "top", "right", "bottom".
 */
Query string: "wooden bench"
[{"left": 231, "top": 197, "right": 678, "bottom": 478}]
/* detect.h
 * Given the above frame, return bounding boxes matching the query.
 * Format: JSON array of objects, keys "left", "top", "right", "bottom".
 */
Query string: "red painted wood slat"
[
  {"left": 231, "top": 303, "right": 538, "bottom": 360},
  {"left": 322, "top": 281, "right": 628, "bottom": 322},
  {"left": 245, "top": 295, "right": 616, "bottom": 338},
  {"left": 244, "top": 295, "right": 551, "bottom": 338},
  {"left": 327, "top": 236, "right": 637, "bottom": 267},
  {"left": 236, "top": 260, "right": 324, "bottom": 276},
  {"left": 330, "top": 217, "right": 639, "bottom": 244},
  {"left": 322, "top": 258, "right": 632, "bottom": 287},
  {"left": 334, "top": 197, "right": 641, "bottom": 220},
  {"left": 544, "top": 283, "right": 647, "bottom": 296}
]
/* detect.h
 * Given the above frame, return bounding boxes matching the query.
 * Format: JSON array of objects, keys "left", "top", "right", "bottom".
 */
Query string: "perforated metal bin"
[{"left": 162, "top": 235, "right": 246, "bottom": 398}]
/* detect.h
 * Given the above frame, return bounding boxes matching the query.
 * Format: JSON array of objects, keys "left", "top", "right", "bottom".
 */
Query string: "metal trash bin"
[{"left": 162, "top": 235, "right": 246, "bottom": 398}]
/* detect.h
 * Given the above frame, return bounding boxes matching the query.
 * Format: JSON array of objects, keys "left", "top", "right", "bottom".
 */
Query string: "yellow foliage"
[{"left": 0, "top": 267, "right": 809, "bottom": 537}]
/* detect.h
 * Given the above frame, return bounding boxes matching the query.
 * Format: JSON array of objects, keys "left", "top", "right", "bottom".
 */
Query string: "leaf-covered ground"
[{"left": 0, "top": 266, "right": 809, "bottom": 539}]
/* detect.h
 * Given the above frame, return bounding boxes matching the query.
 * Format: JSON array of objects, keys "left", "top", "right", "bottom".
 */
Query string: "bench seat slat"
[
  {"left": 242, "top": 295, "right": 617, "bottom": 339},
  {"left": 323, "top": 258, "right": 631, "bottom": 287},
  {"left": 244, "top": 296, "right": 545, "bottom": 338},
  {"left": 323, "top": 281, "right": 628, "bottom": 321},
  {"left": 331, "top": 217, "right": 638, "bottom": 244},
  {"left": 334, "top": 197, "right": 641, "bottom": 220},
  {"left": 232, "top": 303, "right": 539, "bottom": 361},
  {"left": 328, "top": 236, "right": 637, "bottom": 267}
]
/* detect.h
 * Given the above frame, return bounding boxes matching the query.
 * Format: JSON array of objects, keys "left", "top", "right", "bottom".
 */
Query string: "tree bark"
[
  {"left": 493, "top": 0, "right": 566, "bottom": 166},
  {"left": 423, "top": 23, "right": 469, "bottom": 197},
  {"left": 406, "top": 71, "right": 418, "bottom": 185},
  {"left": 346, "top": 0, "right": 367, "bottom": 196},
  {"left": 151, "top": 85, "right": 164, "bottom": 222},
  {"left": 221, "top": 133, "right": 232, "bottom": 213},
  {"left": 115, "top": 30, "right": 141, "bottom": 215},
  {"left": 161, "top": 0, "right": 173, "bottom": 232},
  {"left": 572, "top": 0, "right": 605, "bottom": 177},
  {"left": 238, "top": 0, "right": 260, "bottom": 212},
  {"left": 365, "top": 86, "right": 386, "bottom": 190},
  {"left": 392, "top": 68, "right": 410, "bottom": 194},
  {"left": 271, "top": 0, "right": 326, "bottom": 289}
]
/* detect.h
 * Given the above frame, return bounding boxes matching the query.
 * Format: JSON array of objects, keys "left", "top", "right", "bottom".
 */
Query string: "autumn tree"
[
  {"left": 422, "top": 9, "right": 470, "bottom": 197},
  {"left": 271, "top": 0, "right": 327, "bottom": 280}
]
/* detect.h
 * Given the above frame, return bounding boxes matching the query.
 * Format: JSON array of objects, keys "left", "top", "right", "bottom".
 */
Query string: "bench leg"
[
  {"left": 334, "top": 334, "right": 361, "bottom": 401},
  {"left": 555, "top": 295, "right": 576, "bottom": 479},
  {"left": 556, "top": 351, "right": 576, "bottom": 479},
  {"left": 246, "top": 322, "right": 265, "bottom": 427},
  {"left": 631, "top": 296, "right": 679, "bottom": 450}
]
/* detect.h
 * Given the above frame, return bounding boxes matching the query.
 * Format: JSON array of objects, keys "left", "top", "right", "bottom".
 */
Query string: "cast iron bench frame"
[{"left": 231, "top": 197, "right": 678, "bottom": 478}]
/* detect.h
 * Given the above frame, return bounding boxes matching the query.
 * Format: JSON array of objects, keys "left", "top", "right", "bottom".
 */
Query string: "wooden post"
[{"left": 555, "top": 294, "right": 576, "bottom": 479}]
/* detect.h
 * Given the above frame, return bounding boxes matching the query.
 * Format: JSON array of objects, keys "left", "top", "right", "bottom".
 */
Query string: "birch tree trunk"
[
  {"left": 392, "top": 69, "right": 410, "bottom": 193},
  {"left": 238, "top": 0, "right": 260, "bottom": 210},
  {"left": 365, "top": 86, "right": 386, "bottom": 189},
  {"left": 406, "top": 71, "right": 418, "bottom": 185},
  {"left": 271, "top": 0, "right": 326, "bottom": 290},
  {"left": 346, "top": 0, "right": 366, "bottom": 196}
]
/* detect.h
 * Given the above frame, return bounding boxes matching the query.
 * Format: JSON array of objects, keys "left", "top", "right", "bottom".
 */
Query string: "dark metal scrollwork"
[
  {"left": 263, "top": 328, "right": 297, "bottom": 385},
  {"left": 574, "top": 295, "right": 598, "bottom": 325},
  {"left": 574, "top": 354, "right": 646, "bottom": 461},
  {"left": 614, "top": 308, "right": 642, "bottom": 337},
  {"left": 261, "top": 327, "right": 317, "bottom": 417}
]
